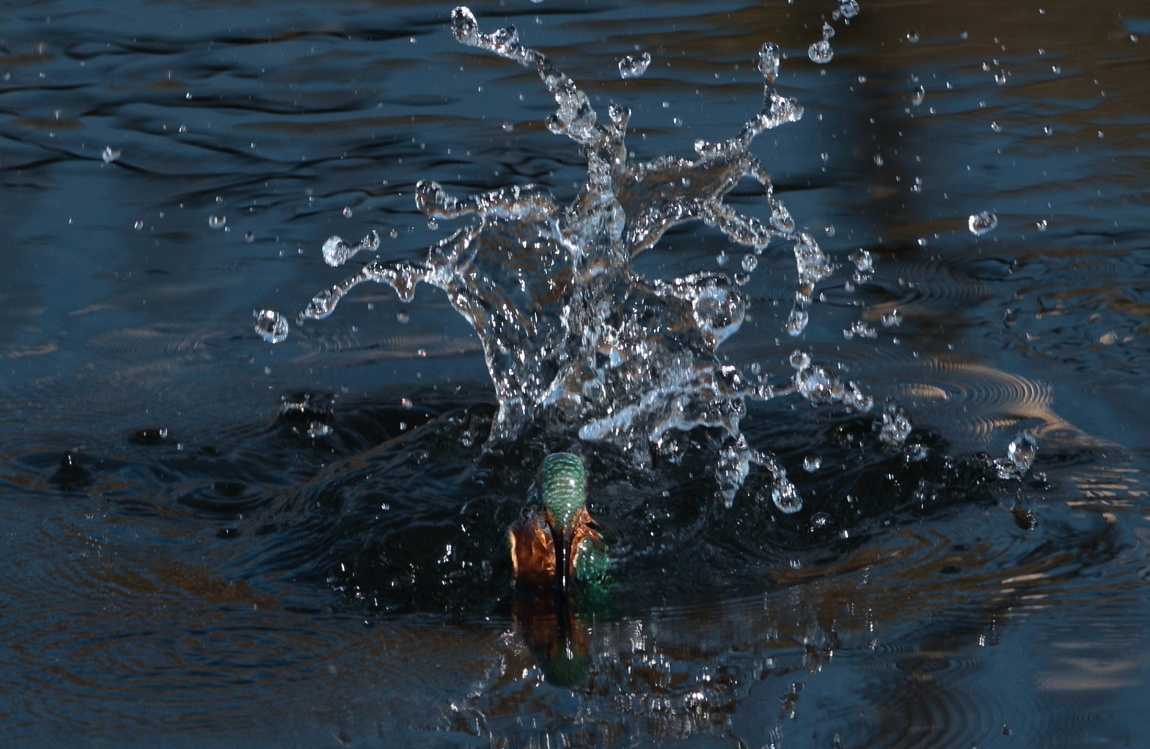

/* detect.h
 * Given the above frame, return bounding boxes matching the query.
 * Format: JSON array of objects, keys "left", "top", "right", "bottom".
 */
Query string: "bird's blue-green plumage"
[{"left": 540, "top": 452, "right": 587, "bottom": 532}]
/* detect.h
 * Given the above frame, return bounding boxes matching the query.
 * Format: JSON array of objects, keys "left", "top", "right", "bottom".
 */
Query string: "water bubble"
[
  {"left": 101, "top": 146, "right": 120, "bottom": 164},
  {"left": 208, "top": 214, "right": 226, "bottom": 229},
  {"left": 618, "top": 52, "right": 651, "bottom": 80},
  {"left": 968, "top": 211, "right": 998, "bottom": 236},
  {"left": 808, "top": 40, "right": 834, "bottom": 64},
  {"left": 253, "top": 309, "right": 289, "bottom": 344}
]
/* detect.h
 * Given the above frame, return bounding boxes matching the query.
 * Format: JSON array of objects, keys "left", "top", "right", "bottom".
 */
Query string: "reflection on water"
[{"left": 2, "top": 0, "right": 1150, "bottom": 746}]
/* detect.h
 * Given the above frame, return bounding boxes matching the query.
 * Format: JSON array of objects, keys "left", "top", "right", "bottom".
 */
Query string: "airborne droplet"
[
  {"left": 253, "top": 309, "right": 289, "bottom": 344},
  {"left": 968, "top": 211, "right": 998, "bottom": 236},
  {"left": 618, "top": 52, "right": 651, "bottom": 79},
  {"left": 808, "top": 40, "right": 834, "bottom": 64}
]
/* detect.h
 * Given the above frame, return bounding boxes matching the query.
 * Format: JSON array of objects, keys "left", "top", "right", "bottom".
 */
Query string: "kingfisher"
[{"left": 508, "top": 452, "right": 609, "bottom": 594}]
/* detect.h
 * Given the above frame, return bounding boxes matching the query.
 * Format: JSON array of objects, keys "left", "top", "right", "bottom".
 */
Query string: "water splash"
[{"left": 260, "top": 6, "right": 872, "bottom": 508}]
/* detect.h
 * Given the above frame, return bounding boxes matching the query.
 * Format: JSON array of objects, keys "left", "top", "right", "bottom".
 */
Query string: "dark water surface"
[{"left": 3, "top": 0, "right": 1149, "bottom": 746}]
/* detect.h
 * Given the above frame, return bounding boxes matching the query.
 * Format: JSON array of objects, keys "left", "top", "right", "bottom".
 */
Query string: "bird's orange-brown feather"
[{"left": 509, "top": 507, "right": 556, "bottom": 589}]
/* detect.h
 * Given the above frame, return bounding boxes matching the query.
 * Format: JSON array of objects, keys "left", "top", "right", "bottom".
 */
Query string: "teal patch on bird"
[{"left": 540, "top": 452, "right": 586, "bottom": 531}]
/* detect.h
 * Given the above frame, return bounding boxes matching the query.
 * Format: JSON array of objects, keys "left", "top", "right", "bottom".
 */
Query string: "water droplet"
[
  {"left": 968, "top": 211, "right": 998, "bottom": 236},
  {"left": 996, "top": 432, "right": 1038, "bottom": 479},
  {"left": 808, "top": 40, "right": 834, "bottom": 64},
  {"left": 322, "top": 230, "right": 380, "bottom": 267},
  {"left": 839, "top": 0, "right": 860, "bottom": 19},
  {"left": 990, "top": 121, "right": 1002, "bottom": 133},
  {"left": 618, "top": 52, "right": 651, "bottom": 80},
  {"left": 881, "top": 309, "right": 902, "bottom": 327},
  {"left": 879, "top": 400, "right": 912, "bottom": 447},
  {"left": 342, "top": 206, "right": 353, "bottom": 218},
  {"left": 1035, "top": 219, "right": 1048, "bottom": 231},
  {"left": 906, "top": 31, "right": 920, "bottom": 43},
  {"left": 253, "top": 309, "right": 289, "bottom": 344},
  {"left": 758, "top": 42, "right": 781, "bottom": 82},
  {"left": 133, "top": 220, "right": 144, "bottom": 230},
  {"left": 873, "top": 153, "right": 884, "bottom": 166},
  {"left": 850, "top": 249, "right": 874, "bottom": 276},
  {"left": 803, "top": 455, "right": 822, "bottom": 472},
  {"left": 101, "top": 146, "right": 120, "bottom": 164},
  {"left": 208, "top": 215, "right": 226, "bottom": 229},
  {"left": 772, "top": 479, "right": 803, "bottom": 514},
  {"left": 244, "top": 230, "right": 255, "bottom": 243},
  {"left": 844, "top": 320, "right": 877, "bottom": 340},
  {"left": 911, "top": 86, "right": 925, "bottom": 106},
  {"left": 450, "top": 6, "right": 480, "bottom": 46}
]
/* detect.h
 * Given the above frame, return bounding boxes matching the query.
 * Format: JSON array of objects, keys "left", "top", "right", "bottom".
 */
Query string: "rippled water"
[{"left": 3, "top": 0, "right": 1150, "bottom": 746}]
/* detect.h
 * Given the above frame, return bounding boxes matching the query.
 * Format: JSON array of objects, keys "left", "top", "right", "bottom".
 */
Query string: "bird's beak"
[{"left": 551, "top": 524, "right": 572, "bottom": 594}]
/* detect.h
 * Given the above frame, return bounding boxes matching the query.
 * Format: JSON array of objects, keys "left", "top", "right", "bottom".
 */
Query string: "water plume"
[{"left": 258, "top": 6, "right": 872, "bottom": 509}]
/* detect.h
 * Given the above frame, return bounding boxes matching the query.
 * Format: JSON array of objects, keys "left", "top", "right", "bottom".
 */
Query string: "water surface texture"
[{"left": 3, "top": 0, "right": 1149, "bottom": 746}]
